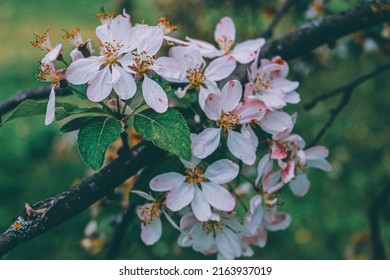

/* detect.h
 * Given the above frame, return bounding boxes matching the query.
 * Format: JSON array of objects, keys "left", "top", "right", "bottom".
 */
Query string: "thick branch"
[
  {"left": 0, "top": 141, "right": 166, "bottom": 258},
  {"left": 0, "top": 86, "right": 71, "bottom": 116}
]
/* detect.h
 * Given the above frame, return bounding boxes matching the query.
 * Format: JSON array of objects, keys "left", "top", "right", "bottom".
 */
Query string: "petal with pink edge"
[
  {"left": 214, "top": 17, "right": 236, "bottom": 43},
  {"left": 166, "top": 183, "right": 195, "bottom": 212},
  {"left": 142, "top": 75, "right": 168, "bottom": 113},
  {"left": 192, "top": 128, "right": 221, "bottom": 159},
  {"left": 204, "top": 93, "right": 221, "bottom": 121},
  {"left": 204, "top": 159, "right": 239, "bottom": 184},
  {"left": 255, "top": 154, "right": 272, "bottom": 186},
  {"left": 150, "top": 172, "right": 185, "bottom": 192},
  {"left": 220, "top": 80, "right": 242, "bottom": 112},
  {"left": 201, "top": 181, "right": 235, "bottom": 212}
]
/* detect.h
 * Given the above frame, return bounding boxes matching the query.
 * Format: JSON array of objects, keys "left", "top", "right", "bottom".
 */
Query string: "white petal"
[
  {"left": 201, "top": 181, "right": 235, "bottom": 212},
  {"left": 214, "top": 17, "right": 236, "bottom": 44},
  {"left": 66, "top": 57, "right": 102, "bottom": 85},
  {"left": 231, "top": 38, "right": 266, "bottom": 63},
  {"left": 108, "top": 65, "right": 120, "bottom": 84},
  {"left": 42, "top": 43, "right": 62, "bottom": 64},
  {"left": 131, "top": 190, "right": 155, "bottom": 201},
  {"left": 44, "top": 87, "right": 56, "bottom": 126},
  {"left": 263, "top": 170, "right": 284, "bottom": 193},
  {"left": 285, "top": 91, "right": 301, "bottom": 104},
  {"left": 141, "top": 218, "right": 162, "bottom": 245},
  {"left": 192, "top": 128, "right": 221, "bottom": 159},
  {"left": 112, "top": 66, "right": 137, "bottom": 100},
  {"left": 186, "top": 37, "right": 220, "bottom": 58},
  {"left": 142, "top": 75, "right": 168, "bottom": 113},
  {"left": 180, "top": 213, "right": 198, "bottom": 230},
  {"left": 255, "top": 154, "right": 273, "bottom": 186},
  {"left": 87, "top": 66, "right": 113, "bottom": 102},
  {"left": 220, "top": 80, "right": 242, "bottom": 112},
  {"left": 307, "top": 159, "right": 332, "bottom": 172},
  {"left": 151, "top": 57, "right": 185, "bottom": 81},
  {"left": 191, "top": 186, "right": 212, "bottom": 221},
  {"left": 266, "top": 212, "right": 292, "bottom": 231},
  {"left": 204, "top": 159, "right": 239, "bottom": 184},
  {"left": 138, "top": 26, "right": 163, "bottom": 55},
  {"left": 205, "top": 56, "right": 236, "bottom": 82},
  {"left": 204, "top": 93, "right": 221, "bottom": 121},
  {"left": 166, "top": 183, "right": 195, "bottom": 212},
  {"left": 150, "top": 172, "right": 185, "bottom": 192},
  {"left": 227, "top": 130, "right": 256, "bottom": 165},
  {"left": 260, "top": 111, "right": 293, "bottom": 136},
  {"left": 305, "top": 146, "right": 329, "bottom": 159},
  {"left": 216, "top": 228, "right": 242, "bottom": 259},
  {"left": 289, "top": 173, "right": 311, "bottom": 196}
]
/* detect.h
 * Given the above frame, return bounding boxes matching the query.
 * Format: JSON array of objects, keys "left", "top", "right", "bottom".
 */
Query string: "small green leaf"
[
  {"left": 55, "top": 106, "right": 109, "bottom": 121},
  {"left": 77, "top": 117, "right": 122, "bottom": 171},
  {"left": 0, "top": 100, "right": 47, "bottom": 126},
  {"left": 60, "top": 116, "right": 98, "bottom": 133},
  {"left": 134, "top": 108, "right": 192, "bottom": 160}
]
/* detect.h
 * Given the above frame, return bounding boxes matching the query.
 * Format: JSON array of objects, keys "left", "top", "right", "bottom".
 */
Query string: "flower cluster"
[{"left": 33, "top": 10, "right": 331, "bottom": 259}]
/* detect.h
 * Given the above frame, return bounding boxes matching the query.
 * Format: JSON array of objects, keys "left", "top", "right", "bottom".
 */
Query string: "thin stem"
[{"left": 227, "top": 183, "right": 248, "bottom": 212}]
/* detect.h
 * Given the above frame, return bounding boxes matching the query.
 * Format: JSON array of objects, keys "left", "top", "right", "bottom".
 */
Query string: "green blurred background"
[{"left": 0, "top": 0, "right": 389, "bottom": 259}]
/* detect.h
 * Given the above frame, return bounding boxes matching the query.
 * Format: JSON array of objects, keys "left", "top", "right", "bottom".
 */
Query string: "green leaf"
[
  {"left": 134, "top": 108, "right": 192, "bottom": 160},
  {"left": 60, "top": 116, "right": 98, "bottom": 133},
  {"left": 0, "top": 99, "right": 47, "bottom": 126},
  {"left": 77, "top": 117, "right": 122, "bottom": 171},
  {"left": 55, "top": 106, "right": 109, "bottom": 121}
]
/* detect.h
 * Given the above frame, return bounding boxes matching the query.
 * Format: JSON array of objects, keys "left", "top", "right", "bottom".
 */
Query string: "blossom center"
[
  {"left": 184, "top": 165, "right": 208, "bottom": 184},
  {"left": 100, "top": 41, "right": 123, "bottom": 65},
  {"left": 216, "top": 36, "right": 234, "bottom": 54},
  {"left": 139, "top": 198, "right": 163, "bottom": 226},
  {"left": 158, "top": 17, "right": 177, "bottom": 35},
  {"left": 96, "top": 11, "right": 114, "bottom": 25},
  {"left": 254, "top": 73, "right": 271, "bottom": 91},
  {"left": 202, "top": 220, "right": 224, "bottom": 238},
  {"left": 35, "top": 63, "right": 64, "bottom": 86},
  {"left": 63, "top": 27, "right": 82, "bottom": 47},
  {"left": 217, "top": 111, "right": 240, "bottom": 130},
  {"left": 187, "top": 67, "right": 205, "bottom": 90},
  {"left": 129, "top": 51, "right": 155, "bottom": 75},
  {"left": 31, "top": 29, "right": 52, "bottom": 51}
]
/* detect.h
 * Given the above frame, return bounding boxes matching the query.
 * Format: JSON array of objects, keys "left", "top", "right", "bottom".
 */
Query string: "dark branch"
[
  {"left": 368, "top": 183, "right": 390, "bottom": 260},
  {"left": 260, "top": 0, "right": 296, "bottom": 39},
  {"left": 304, "top": 62, "right": 390, "bottom": 110},
  {"left": 0, "top": 86, "right": 71, "bottom": 117},
  {"left": 0, "top": 141, "right": 166, "bottom": 258}
]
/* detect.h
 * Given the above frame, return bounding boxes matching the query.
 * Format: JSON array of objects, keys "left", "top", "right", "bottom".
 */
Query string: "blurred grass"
[{"left": 0, "top": 0, "right": 389, "bottom": 259}]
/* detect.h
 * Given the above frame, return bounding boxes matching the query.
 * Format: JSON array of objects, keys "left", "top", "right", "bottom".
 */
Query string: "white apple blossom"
[
  {"left": 177, "top": 212, "right": 252, "bottom": 259},
  {"left": 187, "top": 16, "right": 265, "bottom": 65},
  {"left": 192, "top": 80, "right": 266, "bottom": 165},
  {"left": 150, "top": 156, "right": 239, "bottom": 221},
  {"left": 63, "top": 27, "right": 94, "bottom": 61}
]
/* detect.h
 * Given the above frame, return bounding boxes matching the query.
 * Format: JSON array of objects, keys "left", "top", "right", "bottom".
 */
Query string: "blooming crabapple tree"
[{"left": 1, "top": 10, "right": 334, "bottom": 259}]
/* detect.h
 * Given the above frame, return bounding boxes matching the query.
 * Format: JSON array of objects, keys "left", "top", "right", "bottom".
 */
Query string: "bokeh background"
[{"left": 0, "top": 0, "right": 389, "bottom": 259}]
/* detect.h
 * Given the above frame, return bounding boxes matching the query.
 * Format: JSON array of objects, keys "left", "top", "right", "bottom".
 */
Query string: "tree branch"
[
  {"left": 0, "top": 141, "right": 166, "bottom": 258},
  {"left": 0, "top": 86, "right": 71, "bottom": 117},
  {"left": 304, "top": 62, "right": 390, "bottom": 110}
]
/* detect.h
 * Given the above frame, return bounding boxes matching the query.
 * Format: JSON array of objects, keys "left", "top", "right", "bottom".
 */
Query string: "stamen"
[
  {"left": 184, "top": 165, "right": 208, "bottom": 184},
  {"left": 31, "top": 29, "right": 52, "bottom": 51},
  {"left": 158, "top": 17, "right": 177, "bottom": 35},
  {"left": 202, "top": 220, "right": 224, "bottom": 238},
  {"left": 254, "top": 72, "right": 271, "bottom": 91},
  {"left": 216, "top": 36, "right": 234, "bottom": 54},
  {"left": 217, "top": 111, "right": 240, "bottom": 131},
  {"left": 186, "top": 67, "right": 205, "bottom": 90}
]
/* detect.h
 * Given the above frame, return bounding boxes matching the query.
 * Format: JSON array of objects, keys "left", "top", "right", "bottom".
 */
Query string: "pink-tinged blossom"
[
  {"left": 35, "top": 44, "right": 65, "bottom": 125},
  {"left": 63, "top": 27, "right": 94, "bottom": 61},
  {"left": 192, "top": 80, "right": 266, "bottom": 164},
  {"left": 247, "top": 56, "right": 300, "bottom": 111},
  {"left": 150, "top": 156, "right": 238, "bottom": 221},
  {"left": 177, "top": 212, "right": 252, "bottom": 259},
  {"left": 119, "top": 25, "right": 185, "bottom": 113},
  {"left": 66, "top": 13, "right": 139, "bottom": 103},
  {"left": 243, "top": 195, "right": 291, "bottom": 248},
  {"left": 169, "top": 46, "right": 235, "bottom": 108},
  {"left": 158, "top": 17, "right": 189, "bottom": 46},
  {"left": 31, "top": 29, "right": 55, "bottom": 52},
  {"left": 187, "top": 16, "right": 265, "bottom": 65}
]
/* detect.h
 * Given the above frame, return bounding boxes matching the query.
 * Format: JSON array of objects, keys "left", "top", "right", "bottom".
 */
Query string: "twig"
[
  {"left": 0, "top": 141, "right": 166, "bottom": 258},
  {"left": 260, "top": 0, "right": 296, "bottom": 39},
  {"left": 305, "top": 62, "right": 390, "bottom": 110},
  {"left": 308, "top": 88, "right": 353, "bottom": 148},
  {"left": 368, "top": 183, "right": 390, "bottom": 260},
  {"left": 227, "top": 183, "right": 248, "bottom": 212}
]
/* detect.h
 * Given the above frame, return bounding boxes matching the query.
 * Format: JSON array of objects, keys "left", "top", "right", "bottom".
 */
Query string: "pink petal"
[
  {"left": 205, "top": 56, "right": 236, "bottom": 81},
  {"left": 204, "top": 93, "right": 221, "bottom": 121},
  {"left": 256, "top": 89, "right": 286, "bottom": 110},
  {"left": 204, "top": 159, "right": 239, "bottom": 184},
  {"left": 142, "top": 75, "right": 168, "bottom": 113},
  {"left": 227, "top": 129, "right": 256, "bottom": 165},
  {"left": 180, "top": 212, "right": 198, "bottom": 230},
  {"left": 192, "top": 128, "right": 221, "bottom": 159},
  {"left": 44, "top": 86, "right": 56, "bottom": 126},
  {"left": 42, "top": 43, "right": 63, "bottom": 64},
  {"left": 281, "top": 161, "right": 295, "bottom": 183},
  {"left": 255, "top": 154, "right": 273, "bottom": 186},
  {"left": 220, "top": 80, "right": 242, "bottom": 112},
  {"left": 150, "top": 172, "right": 185, "bottom": 192},
  {"left": 260, "top": 111, "right": 293, "bottom": 136},
  {"left": 289, "top": 173, "right": 311, "bottom": 196},
  {"left": 232, "top": 38, "right": 265, "bottom": 54},
  {"left": 166, "top": 183, "right": 195, "bottom": 212},
  {"left": 214, "top": 17, "right": 236, "bottom": 44},
  {"left": 235, "top": 99, "right": 267, "bottom": 124},
  {"left": 265, "top": 212, "right": 292, "bottom": 231},
  {"left": 271, "top": 141, "right": 288, "bottom": 160},
  {"left": 286, "top": 91, "right": 301, "bottom": 104},
  {"left": 87, "top": 66, "right": 113, "bottom": 102},
  {"left": 191, "top": 186, "right": 212, "bottom": 221},
  {"left": 271, "top": 78, "right": 299, "bottom": 93},
  {"left": 263, "top": 170, "right": 284, "bottom": 193},
  {"left": 66, "top": 57, "right": 102, "bottom": 85},
  {"left": 245, "top": 194, "right": 262, "bottom": 222},
  {"left": 201, "top": 181, "right": 235, "bottom": 212}
]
